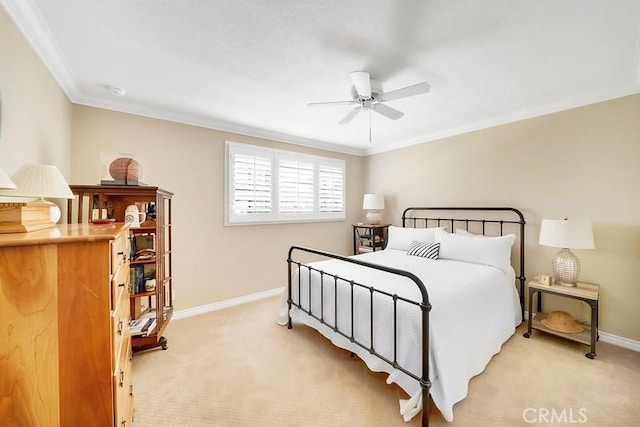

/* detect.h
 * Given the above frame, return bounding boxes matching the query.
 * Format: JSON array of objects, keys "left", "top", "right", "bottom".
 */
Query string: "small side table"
[
  {"left": 352, "top": 223, "right": 390, "bottom": 255},
  {"left": 523, "top": 279, "right": 599, "bottom": 359}
]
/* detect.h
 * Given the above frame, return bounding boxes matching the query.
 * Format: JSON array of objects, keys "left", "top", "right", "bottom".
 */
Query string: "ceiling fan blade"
[
  {"left": 371, "top": 103, "right": 404, "bottom": 120},
  {"left": 380, "top": 82, "right": 431, "bottom": 102},
  {"left": 306, "top": 100, "right": 355, "bottom": 107},
  {"left": 350, "top": 71, "right": 371, "bottom": 98},
  {"left": 338, "top": 107, "right": 362, "bottom": 124}
]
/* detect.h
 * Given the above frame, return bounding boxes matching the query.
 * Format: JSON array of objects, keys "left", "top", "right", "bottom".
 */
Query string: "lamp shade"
[
  {"left": 362, "top": 193, "right": 385, "bottom": 210},
  {"left": 0, "top": 164, "right": 74, "bottom": 199},
  {"left": 0, "top": 166, "right": 16, "bottom": 190},
  {"left": 539, "top": 219, "right": 595, "bottom": 249}
]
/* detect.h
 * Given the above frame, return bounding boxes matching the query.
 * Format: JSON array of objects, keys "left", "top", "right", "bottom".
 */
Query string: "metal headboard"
[{"left": 402, "top": 207, "right": 526, "bottom": 320}]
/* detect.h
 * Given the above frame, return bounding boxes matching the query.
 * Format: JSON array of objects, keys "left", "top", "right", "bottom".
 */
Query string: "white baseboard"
[
  {"left": 523, "top": 311, "right": 640, "bottom": 352},
  {"left": 598, "top": 331, "right": 640, "bottom": 352},
  {"left": 172, "top": 287, "right": 284, "bottom": 320}
]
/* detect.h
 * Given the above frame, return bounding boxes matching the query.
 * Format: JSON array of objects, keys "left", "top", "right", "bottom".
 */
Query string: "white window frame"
[{"left": 225, "top": 141, "right": 346, "bottom": 225}]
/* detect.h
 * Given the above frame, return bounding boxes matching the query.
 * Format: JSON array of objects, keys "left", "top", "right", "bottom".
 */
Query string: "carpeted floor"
[{"left": 132, "top": 296, "right": 640, "bottom": 426}]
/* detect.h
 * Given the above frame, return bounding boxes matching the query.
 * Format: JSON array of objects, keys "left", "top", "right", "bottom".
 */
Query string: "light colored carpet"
[{"left": 133, "top": 296, "right": 640, "bottom": 426}]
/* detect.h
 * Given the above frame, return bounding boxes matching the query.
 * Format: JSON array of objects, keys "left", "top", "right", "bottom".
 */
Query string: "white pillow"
[
  {"left": 455, "top": 228, "right": 483, "bottom": 237},
  {"left": 386, "top": 226, "right": 445, "bottom": 251},
  {"left": 434, "top": 229, "right": 516, "bottom": 273}
]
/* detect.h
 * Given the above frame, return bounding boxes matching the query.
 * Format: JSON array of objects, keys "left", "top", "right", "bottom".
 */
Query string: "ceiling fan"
[{"left": 307, "top": 71, "right": 430, "bottom": 142}]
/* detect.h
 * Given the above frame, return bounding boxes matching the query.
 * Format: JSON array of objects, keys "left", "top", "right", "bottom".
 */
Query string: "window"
[{"left": 225, "top": 141, "right": 345, "bottom": 225}]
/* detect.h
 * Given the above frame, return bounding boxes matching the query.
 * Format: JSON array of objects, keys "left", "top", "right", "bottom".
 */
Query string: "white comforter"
[{"left": 277, "top": 249, "right": 521, "bottom": 422}]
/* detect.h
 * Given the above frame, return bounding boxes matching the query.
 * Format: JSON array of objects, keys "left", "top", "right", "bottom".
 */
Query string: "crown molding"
[
  {"left": 4, "top": 0, "right": 639, "bottom": 159},
  {"left": 365, "top": 87, "right": 640, "bottom": 156},
  {"left": 73, "top": 92, "right": 367, "bottom": 157},
  {"left": 1, "top": 0, "right": 366, "bottom": 156},
  {"left": 1, "top": 0, "right": 80, "bottom": 101}
]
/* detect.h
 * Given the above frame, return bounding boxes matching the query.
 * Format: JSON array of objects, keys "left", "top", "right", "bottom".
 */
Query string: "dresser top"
[{"left": 0, "top": 223, "right": 129, "bottom": 247}]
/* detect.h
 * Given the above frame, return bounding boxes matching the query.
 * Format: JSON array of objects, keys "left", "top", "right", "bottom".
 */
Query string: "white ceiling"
[{"left": 3, "top": 0, "right": 640, "bottom": 155}]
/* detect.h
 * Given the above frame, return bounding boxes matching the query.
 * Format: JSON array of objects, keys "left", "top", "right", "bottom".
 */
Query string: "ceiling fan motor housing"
[{"left": 350, "top": 79, "right": 383, "bottom": 103}]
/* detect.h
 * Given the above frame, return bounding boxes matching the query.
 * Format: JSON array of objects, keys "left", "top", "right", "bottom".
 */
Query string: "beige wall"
[
  {"left": 366, "top": 94, "right": 640, "bottom": 341},
  {"left": 3, "top": 4, "right": 638, "bottom": 342},
  {"left": 71, "top": 106, "right": 365, "bottom": 311},
  {"left": 0, "top": 7, "right": 72, "bottom": 180}
]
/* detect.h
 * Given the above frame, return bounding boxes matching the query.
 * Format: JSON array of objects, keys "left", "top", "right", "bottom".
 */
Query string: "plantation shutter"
[
  {"left": 232, "top": 153, "right": 272, "bottom": 215},
  {"left": 226, "top": 141, "right": 345, "bottom": 224},
  {"left": 278, "top": 160, "right": 314, "bottom": 214},
  {"left": 318, "top": 165, "right": 344, "bottom": 212}
]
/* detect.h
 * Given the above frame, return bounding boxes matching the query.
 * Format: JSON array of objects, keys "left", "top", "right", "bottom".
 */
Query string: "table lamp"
[
  {"left": 538, "top": 218, "right": 595, "bottom": 287},
  {"left": 0, "top": 166, "right": 16, "bottom": 189},
  {"left": 0, "top": 164, "right": 74, "bottom": 233},
  {"left": 362, "top": 193, "right": 384, "bottom": 224}
]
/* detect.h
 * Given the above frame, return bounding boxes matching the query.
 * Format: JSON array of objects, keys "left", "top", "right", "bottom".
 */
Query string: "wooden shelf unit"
[{"left": 68, "top": 184, "right": 173, "bottom": 353}]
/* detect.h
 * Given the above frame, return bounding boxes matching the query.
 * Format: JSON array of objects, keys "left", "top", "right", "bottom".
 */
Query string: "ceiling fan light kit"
[{"left": 307, "top": 71, "right": 430, "bottom": 142}]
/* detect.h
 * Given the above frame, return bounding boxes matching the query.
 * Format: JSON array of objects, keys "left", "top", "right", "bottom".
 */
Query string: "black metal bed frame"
[
  {"left": 286, "top": 207, "right": 526, "bottom": 427},
  {"left": 402, "top": 207, "right": 527, "bottom": 320}
]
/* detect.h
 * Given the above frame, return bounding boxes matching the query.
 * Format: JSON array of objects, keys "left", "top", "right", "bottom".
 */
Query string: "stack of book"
[
  {"left": 359, "top": 234, "right": 382, "bottom": 252},
  {"left": 129, "top": 311, "right": 156, "bottom": 337}
]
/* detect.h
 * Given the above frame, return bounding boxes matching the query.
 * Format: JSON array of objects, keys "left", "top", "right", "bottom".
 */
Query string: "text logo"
[{"left": 522, "top": 407, "right": 588, "bottom": 424}]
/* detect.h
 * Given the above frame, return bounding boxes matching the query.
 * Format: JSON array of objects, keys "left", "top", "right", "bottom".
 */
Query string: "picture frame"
[{"left": 538, "top": 273, "right": 551, "bottom": 286}]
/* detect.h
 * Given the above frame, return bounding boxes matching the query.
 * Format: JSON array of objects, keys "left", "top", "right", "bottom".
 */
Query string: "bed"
[{"left": 278, "top": 207, "right": 526, "bottom": 426}]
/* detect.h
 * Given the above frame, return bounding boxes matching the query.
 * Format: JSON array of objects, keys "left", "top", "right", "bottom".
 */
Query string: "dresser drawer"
[
  {"left": 111, "top": 260, "right": 130, "bottom": 310},
  {"left": 114, "top": 339, "right": 134, "bottom": 427},
  {"left": 111, "top": 232, "right": 129, "bottom": 275},
  {"left": 112, "top": 290, "right": 131, "bottom": 364}
]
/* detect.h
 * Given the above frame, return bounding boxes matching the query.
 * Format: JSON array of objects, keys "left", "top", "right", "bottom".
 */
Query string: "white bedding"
[{"left": 277, "top": 248, "right": 521, "bottom": 422}]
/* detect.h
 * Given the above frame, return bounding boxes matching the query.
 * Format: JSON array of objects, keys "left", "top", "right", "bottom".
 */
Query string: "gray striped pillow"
[{"left": 407, "top": 240, "right": 440, "bottom": 259}]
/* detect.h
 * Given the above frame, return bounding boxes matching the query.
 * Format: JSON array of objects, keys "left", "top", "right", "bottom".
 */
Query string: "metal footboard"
[{"left": 287, "top": 245, "right": 432, "bottom": 427}]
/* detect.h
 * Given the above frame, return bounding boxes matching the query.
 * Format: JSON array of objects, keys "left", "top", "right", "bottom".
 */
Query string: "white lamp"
[
  {"left": 0, "top": 164, "right": 74, "bottom": 232},
  {"left": 539, "top": 218, "right": 595, "bottom": 287},
  {"left": 362, "top": 193, "right": 385, "bottom": 224},
  {"left": 0, "top": 166, "right": 17, "bottom": 189}
]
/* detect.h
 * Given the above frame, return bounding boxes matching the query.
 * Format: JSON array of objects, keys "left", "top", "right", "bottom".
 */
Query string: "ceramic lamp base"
[
  {"left": 366, "top": 210, "right": 382, "bottom": 224},
  {"left": 552, "top": 248, "right": 580, "bottom": 287}
]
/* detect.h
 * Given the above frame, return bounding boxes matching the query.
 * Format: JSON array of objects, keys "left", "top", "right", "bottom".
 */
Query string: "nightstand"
[
  {"left": 352, "top": 223, "right": 390, "bottom": 255},
  {"left": 523, "top": 279, "right": 599, "bottom": 359}
]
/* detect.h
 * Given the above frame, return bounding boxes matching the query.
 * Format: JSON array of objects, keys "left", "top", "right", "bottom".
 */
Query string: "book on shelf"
[
  {"left": 358, "top": 246, "right": 374, "bottom": 253},
  {"left": 135, "top": 249, "right": 156, "bottom": 261},
  {"left": 130, "top": 310, "right": 156, "bottom": 337},
  {"left": 130, "top": 266, "right": 145, "bottom": 294},
  {"left": 130, "top": 234, "right": 155, "bottom": 260},
  {"left": 359, "top": 238, "right": 382, "bottom": 247}
]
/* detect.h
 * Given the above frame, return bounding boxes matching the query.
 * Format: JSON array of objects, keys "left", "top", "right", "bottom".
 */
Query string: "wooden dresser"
[{"left": 0, "top": 223, "right": 134, "bottom": 426}]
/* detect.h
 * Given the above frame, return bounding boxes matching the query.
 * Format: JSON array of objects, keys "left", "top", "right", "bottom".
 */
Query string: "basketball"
[{"left": 109, "top": 157, "right": 142, "bottom": 183}]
